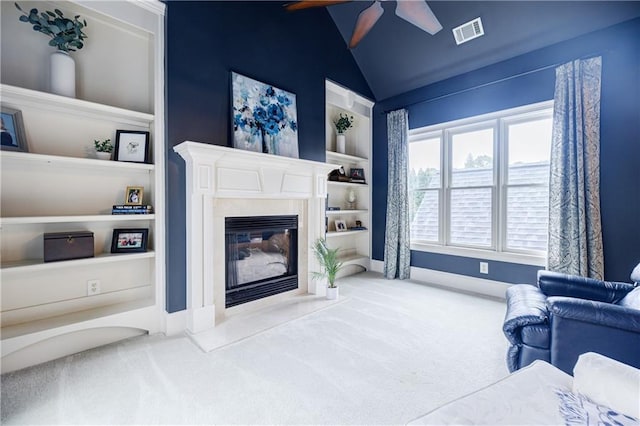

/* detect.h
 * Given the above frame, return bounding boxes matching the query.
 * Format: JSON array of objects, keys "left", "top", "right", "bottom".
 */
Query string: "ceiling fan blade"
[
  {"left": 284, "top": 0, "right": 351, "bottom": 12},
  {"left": 349, "top": 1, "right": 384, "bottom": 49},
  {"left": 395, "top": 0, "right": 443, "bottom": 35}
]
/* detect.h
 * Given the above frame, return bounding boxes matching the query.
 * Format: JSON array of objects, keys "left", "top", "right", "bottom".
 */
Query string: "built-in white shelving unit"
[
  {"left": 325, "top": 80, "right": 374, "bottom": 276},
  {"left": 0, "top": 0, "right": 165, "bottom": 373}
]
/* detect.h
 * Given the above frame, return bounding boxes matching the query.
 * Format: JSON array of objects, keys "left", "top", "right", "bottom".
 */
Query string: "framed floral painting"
[{"left": 232, "top": 72, "right": 299, "bottom": 158}]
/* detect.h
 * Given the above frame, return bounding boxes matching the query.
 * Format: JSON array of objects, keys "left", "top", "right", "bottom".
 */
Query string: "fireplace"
[
  {"left": 225, "top": 215, "right": 298, "bottom": 307},
  {"left": 174, "top": 141, "right": 335, "bottom": 334}
]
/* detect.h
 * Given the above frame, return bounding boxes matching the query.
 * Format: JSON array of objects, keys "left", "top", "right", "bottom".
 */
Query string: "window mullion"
[
  {"left": 442, "top": 129, "right": 451, "bottom": 246},
  {"left": 497, "top": 118, "right": 507, "bottom": 253}
]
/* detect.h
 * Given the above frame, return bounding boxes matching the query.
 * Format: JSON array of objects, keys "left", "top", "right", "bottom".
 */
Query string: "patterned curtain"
[
  {"left": 548, "top": 56, "right": 604, "bottom": 279},
  {"left": 384, "top": 109, "right": 411, "bottom": 279}
]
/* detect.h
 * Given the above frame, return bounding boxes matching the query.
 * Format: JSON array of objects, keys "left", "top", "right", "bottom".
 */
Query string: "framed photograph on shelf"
[
  {"left": 349, "top": 167, "right": 365, "bottom": 183},
  {"left": 334, "top": 219, "right": 347, "bottom": 232},
  {"left": 111, "top": 228, "right": 149, "bottom": 253},
  {"left": 1, "top": 106, "right": 28, "bottom": 152},
  {"left": 125, "top": 186, "right": 144, "bottom": 206},
  {"left": 114, "top": 130, "right": 149, "bottom": 163}
]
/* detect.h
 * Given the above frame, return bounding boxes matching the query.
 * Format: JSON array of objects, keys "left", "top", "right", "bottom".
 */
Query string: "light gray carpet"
[{"left": 1, "top": 272, "right": 509, "bottom": 425}]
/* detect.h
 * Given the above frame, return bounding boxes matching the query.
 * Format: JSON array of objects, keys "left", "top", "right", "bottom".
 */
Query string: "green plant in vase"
[
  {"left": 333, "top": 113, "right": 354, "bottom": 154},
  {"left": 15, "top": 3, "right": 88, "bottom": 52},
  {"left": 94, "top": 139, "right": 113, "bottom": 153},
  {"left": 312, "top": 238, "right": 344, "bottom": 300},
  {"left": 15, "top": 2, "right": 88, "bottom": 97},
  {"left": 333, "top": 113, "right": 355, "bottom": 135},
  {"left": 94, "top": 139, "right": 113, "bottom": 160}
]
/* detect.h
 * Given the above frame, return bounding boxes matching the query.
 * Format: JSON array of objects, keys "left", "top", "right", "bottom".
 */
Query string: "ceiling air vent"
[{"left": 453, "top": 17, "right": 484, "bottom": 45}]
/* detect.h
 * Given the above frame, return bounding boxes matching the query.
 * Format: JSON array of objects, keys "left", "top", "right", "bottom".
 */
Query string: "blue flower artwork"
[{"left": 232, "top": 72, "right": 299, "bottom": 158}]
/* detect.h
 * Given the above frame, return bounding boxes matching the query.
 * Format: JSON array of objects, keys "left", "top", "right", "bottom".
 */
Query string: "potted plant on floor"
[{"left": 312, "top": 238, "right": 344, "bottom": 300}]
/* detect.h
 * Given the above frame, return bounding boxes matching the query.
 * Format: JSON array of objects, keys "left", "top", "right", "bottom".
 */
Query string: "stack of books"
[{"left": 112, "top": 205, "right": 154, "bottom": 215}]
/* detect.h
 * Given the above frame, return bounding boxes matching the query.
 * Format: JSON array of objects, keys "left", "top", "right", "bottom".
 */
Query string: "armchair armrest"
[
  {"left": 503, "top": 284, "right": 548, "bottom": 345},
  {"left": 547, "top": 297, "right": 640, "bottom": 373},
  {"left": 547, "top": 297, "right": 640, "bottom": 333},
  {"left": 537, "top": 270, "right": 634, "bottom": 303}
]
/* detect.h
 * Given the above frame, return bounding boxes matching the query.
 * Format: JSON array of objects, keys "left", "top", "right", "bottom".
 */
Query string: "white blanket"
[{"left": 408, "top": 360, "right": 572, "bottom": 425}]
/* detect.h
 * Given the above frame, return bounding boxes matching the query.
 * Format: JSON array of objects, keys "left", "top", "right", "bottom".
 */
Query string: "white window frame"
[
  {"left": 408, "top": 130, "right": 443, "bottom": 243},
  {"left": 445, "top": 120, "right": 498, "bottom": 251},
  {"left": 409, "top": 100, "right": 554, "bottom": 266}
]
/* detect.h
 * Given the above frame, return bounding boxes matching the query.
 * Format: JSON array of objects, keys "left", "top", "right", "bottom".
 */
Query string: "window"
[
  {"left": 408, "top": 101, "right": 553, "bottom": 262},
  {"left": 409, "top": 136, "right": 440, "bottom": 242}
]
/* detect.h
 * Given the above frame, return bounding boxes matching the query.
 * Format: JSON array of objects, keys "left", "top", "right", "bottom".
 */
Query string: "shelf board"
[
  {"left": 326, "top": 151, "right": 369, "bottom": 164},
  {"left": 0, "top": 298, "right": 156, "bottom": 341},
  {"left": 325, "top": 209, "right": 368, "bottom": 216},
  {"left": 0, "top": 150, "right": 155, "bottom": 171},
  {"left": 326, "top": 230, "right": 369, "bottom": 237},
  {"left": 327, "top": 181, "right": 368, "bottom": 188},
  {"left": 1, "top": 214, "right": 155, "bottom": 225},
  {"left": 338, "top": 253, "right": 370, "bottom": 267},
  {"left": 1, "top": 251, "right": 155, "bottom": 273},
  {"left": 0, "top": 84, "right": 154, "bottom": 126}
]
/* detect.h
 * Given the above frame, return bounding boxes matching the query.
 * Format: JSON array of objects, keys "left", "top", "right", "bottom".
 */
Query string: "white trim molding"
[
  {"left": 410, "top": 243, "right": 546, "bottom": 266},
  {"left": 370, "top": 260, "right": 509, "bottom": 300},
  {"left": 163, "top": 310, "right": 187, "bottom": 337}
]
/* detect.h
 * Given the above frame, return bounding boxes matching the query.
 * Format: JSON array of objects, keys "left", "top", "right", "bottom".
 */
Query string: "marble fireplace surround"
[{"left": 174, "top": 141, "right": 336, "bottom": 334}]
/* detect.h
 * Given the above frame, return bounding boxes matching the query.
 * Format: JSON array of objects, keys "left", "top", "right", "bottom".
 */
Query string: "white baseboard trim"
[
  {"left": 163, "top": 309, "right": 187, "bottom": 336},
  {"left": 370, "top": 260, "right": 508, "bottom": 300}
]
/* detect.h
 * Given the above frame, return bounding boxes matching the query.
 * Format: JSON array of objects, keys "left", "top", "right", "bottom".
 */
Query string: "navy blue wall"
[
  {"left": 165, "top": 2, "right": 372, "bottom": 312},
  {"left": 372, "top": 18, "right": 640, "bottom": 283}
]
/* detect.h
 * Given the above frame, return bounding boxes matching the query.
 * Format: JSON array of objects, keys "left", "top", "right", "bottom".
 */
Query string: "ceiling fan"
[{"left": 285, "top": 0, "right": 443, "bottom": 48}]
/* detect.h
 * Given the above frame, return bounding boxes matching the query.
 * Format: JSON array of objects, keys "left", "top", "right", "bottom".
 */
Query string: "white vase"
[
  {"left": 95, "top": 151, "right": 111, "bottom": 160},
  {"left": 336, "top": 134, "right": 346, "bottom": 154},
  {"left": 50, "top": 51, "right": 76, "bottom": 98},
  {"left": 326, "top": 286, "right": 339, "bottom": 300}
]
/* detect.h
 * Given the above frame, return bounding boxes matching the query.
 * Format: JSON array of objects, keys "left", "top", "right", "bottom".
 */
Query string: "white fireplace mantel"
[{"left": 174, "top": 141, "right": 336, "bottom": 334}]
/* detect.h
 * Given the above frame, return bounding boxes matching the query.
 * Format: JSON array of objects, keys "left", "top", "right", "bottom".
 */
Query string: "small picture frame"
[
  {"left": 335, "top": 219, "right": 347, "bottom": 232},
  {"left": 350, "top": 168, "right": 365, "bottom": 182},
  {"left": 1, "top": 106, "right": 28, "bottom": 152},
  {"left": 111, "top": 228, "right": 149, "bottom": 253},
  {"left": 125, "top": 186, "right": 144, "bottom": 206},
  {"left": 114, "top": 130, "right": 150, "bottom": 163}
]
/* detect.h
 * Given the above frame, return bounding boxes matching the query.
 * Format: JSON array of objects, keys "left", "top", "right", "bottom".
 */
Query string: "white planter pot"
[
  {"left": 95, "top": 151, "right": 112, "bottom": 160},
  {"left": 326, "top": 286, "right": 339, "bottom": 300},
  {"left": 50, "top": 51, "right": 76, "bottom": 98},
  {"left": 336, "top": 134, "right": 346, "bottom": 154}
]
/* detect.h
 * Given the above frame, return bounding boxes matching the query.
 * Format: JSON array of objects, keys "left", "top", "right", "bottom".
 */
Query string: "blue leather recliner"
[{"left": 503, "top": 263, "right": 640, "bottom": 375}]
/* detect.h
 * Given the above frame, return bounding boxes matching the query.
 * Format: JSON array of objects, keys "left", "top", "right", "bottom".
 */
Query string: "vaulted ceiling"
[{"left": 323, "top": 1, "right": 640, "bottom": 100}]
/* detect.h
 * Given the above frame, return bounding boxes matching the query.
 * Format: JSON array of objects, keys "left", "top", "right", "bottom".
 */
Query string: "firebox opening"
[{"left": 225, "top": 215, "right": 298, "bottom": 308}]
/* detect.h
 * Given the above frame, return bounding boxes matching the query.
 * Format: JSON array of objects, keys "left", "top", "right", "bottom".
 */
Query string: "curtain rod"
[{"left": 382, "top": 53, "right": 605, "bottom": 114}]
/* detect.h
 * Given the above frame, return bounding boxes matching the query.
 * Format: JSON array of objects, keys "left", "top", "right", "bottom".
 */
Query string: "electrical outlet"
[
  {"left": 87, "top": 279, "right": 101, "bottom": 296},
  {"left": 480, "top": 262, "right": 489, "bottom": 274}
]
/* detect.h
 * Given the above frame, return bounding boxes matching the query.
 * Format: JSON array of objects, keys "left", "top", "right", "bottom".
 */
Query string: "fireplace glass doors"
[{"left": 225, "top": 215, "right": 298, "bottom": 308}]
